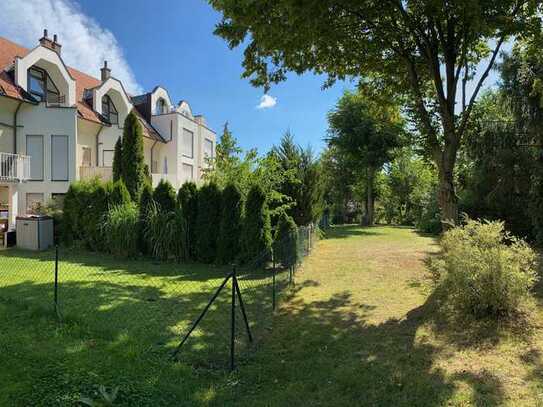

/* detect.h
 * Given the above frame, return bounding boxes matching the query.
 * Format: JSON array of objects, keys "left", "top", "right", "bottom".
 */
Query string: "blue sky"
[
  {"left": 1, "top": 0, "right": 503, "bottom": 155},
  {"left": 77, "top": 0, "right": 355, "bottom": 153}
]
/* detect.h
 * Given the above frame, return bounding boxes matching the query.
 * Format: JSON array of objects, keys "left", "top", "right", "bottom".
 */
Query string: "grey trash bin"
[{"left": 16, "top": 215, "right": 54, "bottom": 250}]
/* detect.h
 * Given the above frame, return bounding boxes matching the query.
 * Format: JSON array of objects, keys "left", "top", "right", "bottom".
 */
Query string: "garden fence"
[{"left": 0, "top": 224, "right": 318, "bottom": 370}]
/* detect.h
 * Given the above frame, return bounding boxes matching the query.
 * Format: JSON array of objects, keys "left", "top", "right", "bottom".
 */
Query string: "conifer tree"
[
  {"left": 153, "top": 179, "right": 176, "bottom": 212},
  {"left": 121, "top": 111, "right": 145, "bottom": 200},
  {"left": 217, "top": 183, "right": 242, "bottom": 264},
  {"left": 112, "top": 137, "right": 123, "bottom": 182},
  {"left": 196, "top": 182, "right": 222, "bottom": 263},
  {"left": 243, "top": 184, "right": 272, "bottom": 264},
  {"left": 139, "top": 182, "right": 154, "bottom": 255},
  {"left": 273, "top": 212, "right": 298, "bottom": 268},
  {"left": 177, "top": 182, "right": 199, "bottom": 259},
  {"left": 109, "top": 179, "right": 131, "bottom": 206}
]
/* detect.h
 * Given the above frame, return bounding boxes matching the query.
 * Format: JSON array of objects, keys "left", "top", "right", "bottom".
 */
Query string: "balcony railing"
[
  {"left": 0, "top": 152, "right": 30, "bottom": 182},
  {"left": 80, "top": 166, "right": 113, "bottom": 181}
]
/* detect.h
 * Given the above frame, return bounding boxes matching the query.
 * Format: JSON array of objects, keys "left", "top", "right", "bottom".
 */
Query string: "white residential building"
[{"left": 0, "top": 31, "right": 216, "bottom": 229}]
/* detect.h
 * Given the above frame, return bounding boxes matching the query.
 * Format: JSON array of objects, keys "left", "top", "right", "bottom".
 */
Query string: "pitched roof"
[{"left": 0, "top": 36, "right": 165, "bottom": 142}]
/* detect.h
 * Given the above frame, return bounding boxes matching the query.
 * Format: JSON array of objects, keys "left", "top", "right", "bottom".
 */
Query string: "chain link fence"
[{"left": 0, "top": 224, "right": 318, "bottom": 370}]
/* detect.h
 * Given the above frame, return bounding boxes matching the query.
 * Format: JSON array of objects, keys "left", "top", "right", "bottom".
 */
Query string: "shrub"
[
  {"left": 109, "top": 179, "right": 131, "bottom": 206},
  {"left": 153, "top": 179, "right": 176, "bottom": 212},
  {"left": 63, "top": 178, "right": 108, "bottom": 250},
  {"left": 243, "top": 184, "right": 272, "bottom": 265},
  {"left": 101, "top": 203, "right": 139, "bottom": 258},
  {"left": 273, "top": 213, "right": 298, "bottom": 268},
  {"left": 138, "top": 182, "right": 154, "bottom": 255},
  {"left": 428, "top": 218, "right": 538, "bottom": 317},
  {"left": 177, "top": 182, "right": 198, "bottom": 259},
  {"left": 217, "top": 183, "right": 242, "bottom": 264},
  {"left": 145, "top": 203, "right": 187, "bottom": 261},
  {"left": 196, "top": 182, "right": 222, "bottom": 263}
]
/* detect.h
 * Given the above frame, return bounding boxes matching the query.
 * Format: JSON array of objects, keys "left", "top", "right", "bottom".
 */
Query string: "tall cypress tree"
[
  {"left": 121, "top": 111, "right": 145, "bottom": 200},
  {"left": 112, "top": 137, "right": 123, "bottom": 182},
  {"left": 139, "top": 182, "right": 154, "bottom": 255},
  {"left": 153, "top": 179, "right": 177, "bottom": 212},
  {"left": 243, "top": 184, "right": 272, "bottom": 265},
  {"left": 196, "top": 182, "right": 222, "bottom": 263},
  {"left": 217, "top": 183, "right": 242, "bottom": 264},
  {"left": 177, "top": 182, "right": 199, "bottom": 259}
]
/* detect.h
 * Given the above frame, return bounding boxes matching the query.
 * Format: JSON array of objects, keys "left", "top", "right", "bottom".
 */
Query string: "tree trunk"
[
  {"left": 437, "top": 158, "right": 458, "bottom": 229},
  {"left": 362, "top": 167, "right": 375, "bottom": 226}
]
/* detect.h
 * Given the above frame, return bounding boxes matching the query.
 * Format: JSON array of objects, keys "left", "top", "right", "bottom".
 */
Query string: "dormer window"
[
  {"left": 28, "top": 66, "right": 60, "bottom": 103},
  {"left": 156, "top": 98, "right": 167, "bottom": 115},
  {"left": 102, "top": 95, "right": 118, "bottom": 125}
]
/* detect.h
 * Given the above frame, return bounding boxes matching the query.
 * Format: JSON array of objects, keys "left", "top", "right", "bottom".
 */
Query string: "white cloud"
[
  {"left": 256, "top": 94, "right": 277, "bottom": 109},
  {"left": 0, "top": 0, "right": 143, "bottom": 94}
]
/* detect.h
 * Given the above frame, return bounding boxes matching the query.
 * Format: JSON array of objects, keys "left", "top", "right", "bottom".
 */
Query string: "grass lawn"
[{"left": 2, "top": 225, "right": 543, "bottom": 405}]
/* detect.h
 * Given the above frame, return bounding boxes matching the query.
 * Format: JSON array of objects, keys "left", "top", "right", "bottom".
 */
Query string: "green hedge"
[
  {"left": 243, "top": 184, "right": 272, "bottom": 264},
  {"left": 196, "top": 182, "right": 222, "bottom": 263},
  {"left": 217, "top": 183, "right": 242, "bottom": 264},
  {"left": 153, "top": 179, "right": 177, "bottom": 212},
  {"left": 177, "top": 182, "right": 198, "bottom": 259},
  {"left": 273, "top": 213, "right": 298, "bottom": 268}
]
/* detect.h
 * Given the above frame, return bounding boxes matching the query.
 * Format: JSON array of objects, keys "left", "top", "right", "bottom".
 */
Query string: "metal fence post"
[{"left": 230, "top": 265, "right": 236, "bottom": 371}]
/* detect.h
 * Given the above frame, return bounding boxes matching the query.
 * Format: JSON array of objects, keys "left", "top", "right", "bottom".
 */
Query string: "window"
[
  {"left": 82, "top": 147, "right": 92, "bottom": 167},
  {"left": 26, "top": 135, "right": 44, "bottom": 180},
  {"left": 155, "top": 98, "right": 167, "bottom": 115},
  {"left": 51, "top": 135, "right": 69, "bottom": 181},
  {"left": 103, "top": 150, "right": 114, "bottom": 167},
  {"left": 182, "top": 163, "right": 193, "bottom": 181},
  {"left": 182, "top": 128, "right": 194, "bottom": 158},
  {"left": 204, "top": 138, "right": 214, "bottom": 160},
  {"left": 101, "top": 95, "right": 118, "bottom": 125},
  {"left": 26, "top": 193, "right": 44, "bottom": 214},
  {"left": 28, "top": 67, "right": 60, "bottom": 103}
]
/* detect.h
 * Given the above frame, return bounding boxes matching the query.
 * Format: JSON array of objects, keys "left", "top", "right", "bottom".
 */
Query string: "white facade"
[{"left": 0, "top": 33, "right": 216, "bottom": 230}]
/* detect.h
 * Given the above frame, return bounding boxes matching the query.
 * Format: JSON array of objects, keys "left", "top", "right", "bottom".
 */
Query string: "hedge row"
[{"left": 62, "top": 178, "right": 298, "bottom": 267}]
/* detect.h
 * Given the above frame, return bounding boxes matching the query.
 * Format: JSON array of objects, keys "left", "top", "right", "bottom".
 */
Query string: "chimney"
[
  {"left": 39, "top": 29, "right": 62, "bottom": 55},
  {"left": 101, "top": 60, "right": 111, "bottom": 82}
]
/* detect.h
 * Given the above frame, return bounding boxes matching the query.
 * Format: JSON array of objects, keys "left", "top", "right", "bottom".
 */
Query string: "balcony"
[
  {"left": 0, "top": 152, "right": 30, "bottom": 183},
  {"left": 80, "top": 166, "right": 113, "bottom": 182}
]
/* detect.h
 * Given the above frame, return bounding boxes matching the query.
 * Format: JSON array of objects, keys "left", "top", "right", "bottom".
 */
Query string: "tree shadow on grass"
[
  {"left": 322, "top": 225, "right": 384, "bottom": 239},
  {"left": 217, "top": 286, "right": 508, "bottom": 406}
]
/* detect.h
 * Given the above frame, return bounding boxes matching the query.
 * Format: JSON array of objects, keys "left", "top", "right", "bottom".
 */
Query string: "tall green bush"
[
  {"left": 109, "top": 179, "right": 131, "bottom": 206},
  {"left": 196, "top": 182, "right": 222, "bottom": 263},
  {"left": 101, "top": 202, "right": 139, "bottom": 258},
  {"left": 112, "top": 137, "right": 122, "bottom": 182},
  {"left": 62, "top": 178, "right": 108, "bottom": 250},
  {"left": 138, "top": 182, "right": 154, "bottom": 255},
  {"left": 153, "top": 179, "right": 177, "bottom": 212},
  {"left": 428, "top": 218, "right": 538, "bottom": 317},
  {"left": 121, "top": 111, "right": 145, "bottom": 200},
  {"left": 217, "top": 183, "right": 242, "bottom": 264},
  {"left": 177, "top": 182, "right": 198, "bottom": 259},
  {"left": 243, "top": 184, "right": 272, "bottom": 264},
  {"left": 273, "top": 213, "right": 298, "bottom": 268}
]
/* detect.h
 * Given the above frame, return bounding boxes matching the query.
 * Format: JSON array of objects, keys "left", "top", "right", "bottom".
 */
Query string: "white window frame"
[
  {"left": 182, "top": 128, "right": 194, "bottom": 158},
  {"left": 182, "top": 163, "right": 193, "bottom": 180}
]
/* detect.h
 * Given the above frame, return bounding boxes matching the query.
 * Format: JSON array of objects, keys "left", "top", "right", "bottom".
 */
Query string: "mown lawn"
[{"left": 2, "top": 225, "right": 543, "bottom": 406}]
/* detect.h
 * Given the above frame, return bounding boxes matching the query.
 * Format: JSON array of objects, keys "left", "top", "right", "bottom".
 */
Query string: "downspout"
[
  {"left": 95, "top": 125, "right": 104, "bottom": 166},
  {"left": 13, "top": 101, "right": 23, "bottom": 153}
]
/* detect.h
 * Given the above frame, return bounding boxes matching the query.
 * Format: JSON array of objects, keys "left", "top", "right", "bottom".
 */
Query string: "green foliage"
[
  {"left": 145, "top": 202, "right": 187, "bottom": 261},
  {"left": 196, "top": 182, "right": 222, "bottom": 263},
  {"left": 177, "top": 182, "right": 199, "bottom": 259},
  {"left": 109, "top": 179, "right": 131, "bottom": 207},
  {"left": 121, "top": 111, "right": 145, "bottom": 200},
  {"left": 217, "top": 183, "right": 242, "bottom": 264},
  {"left": 112, "top": 137, "right": 122, "bottom": 183},
  {"left": 328, "top": 89, "right": 403, "bottom": 225},
  {"left": 243, "top": 184, "right": 272, "bottom": 264},
  {"left": 62, "top": 178, "right": 108, "bottom": 250},
  {"left": 273, "top": 213, "right": 298, "bottom": 268},
  {"left": 428, "top": 219, "right": 538, "bottom": 318},
  {"left": 138, "top": 182, "right": 154, "bottom": 255},
  {"left": 153, "top": 179, "right": 176, "bottom": 212},
  {"left": 101, "top": 203, "right": 139, "bottom": 258}
]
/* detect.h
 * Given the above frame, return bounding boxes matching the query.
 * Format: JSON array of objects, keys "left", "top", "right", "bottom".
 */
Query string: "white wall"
[{"left": 15, "top": 102, "right": 77, "bottom": 214}]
